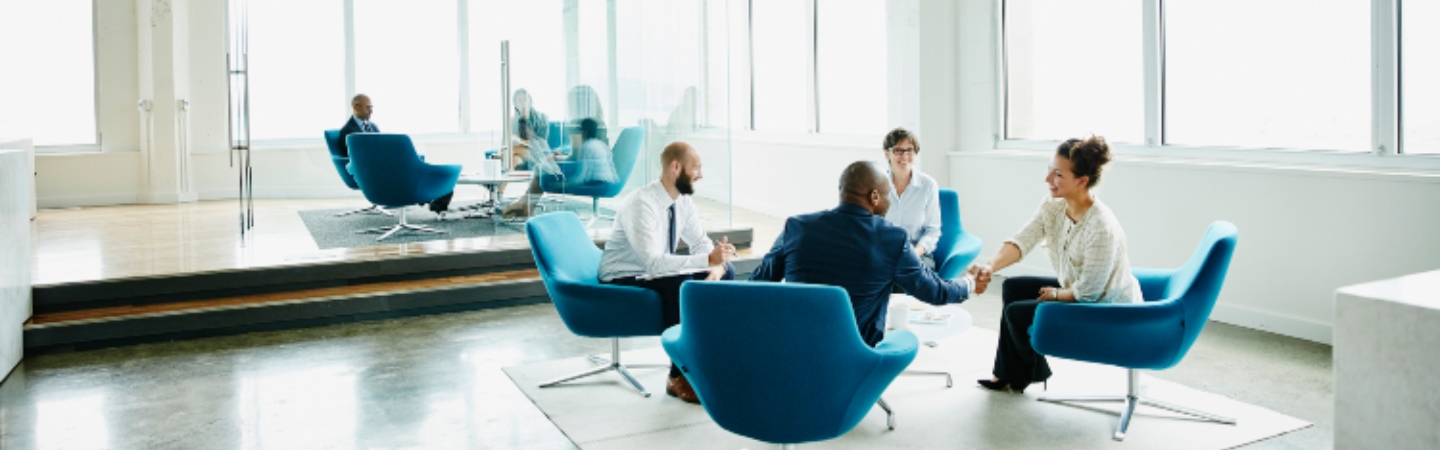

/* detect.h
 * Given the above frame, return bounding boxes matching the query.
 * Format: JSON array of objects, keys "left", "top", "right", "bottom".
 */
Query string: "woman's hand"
[
  {"left": 912, "top": 245, "right": 927, "bottom": 258},
  {"left": 1037, "top": 287, "right": 1069, "bottom": 302}
]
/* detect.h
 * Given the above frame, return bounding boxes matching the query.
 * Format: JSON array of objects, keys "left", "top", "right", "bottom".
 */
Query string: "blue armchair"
[
  {"left": 932, "top": 188, "right": 983, "bottom": 279},
  {"left": 323, "top": 129, "right": 390, "bottom": 217},
  {"left": 663, "top": 282, "right": 919, "bottom": 447},
  {"left": 1031, "top": 221, "right": 1240, "bottom": 441},
  {"left": 541, "top": 126, "right": 644, "bottom": 227},
  {"left": 346, "top": 133, "right": 462, "bottom": 241},
  {"left": 525, "top": 211, "right": 669, "bottom": 396}
]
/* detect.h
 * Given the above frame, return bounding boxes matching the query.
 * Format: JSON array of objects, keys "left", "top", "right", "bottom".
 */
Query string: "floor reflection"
[
  {"left": 35, "top": 392, "right": 108, "bottom": 450},
  {"left": 238, "top": 364, "right": 358, "bottom": 450}
]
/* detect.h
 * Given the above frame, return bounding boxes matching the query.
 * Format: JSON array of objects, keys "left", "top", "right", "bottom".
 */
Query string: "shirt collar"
[
  {"left": 834, "top": 202, "right": 873, "bottom": 217},
  {"left": 648, "top": 180, "right": 677, "bottom": 208},
  {"left": 352, "top": 115, "right": 368, "bottom": 128}
]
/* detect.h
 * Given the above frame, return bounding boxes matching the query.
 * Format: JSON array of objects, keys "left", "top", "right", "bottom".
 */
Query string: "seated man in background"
[
  {"left": 340, "top": 93, "right": 453, "bottom": 215},
  {"left": 600, "top": 142, "right": 736, "bottom": 404},
  {"left": 750, "top": 161, "right": 986, "bottom": 347}
]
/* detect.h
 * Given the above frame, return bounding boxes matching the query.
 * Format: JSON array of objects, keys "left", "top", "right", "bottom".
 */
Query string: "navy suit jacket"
[
  {"left": 751, "top": 203, "right": 971, "bottom": 346},
  {"left": 337, "top": 117, "right": 378, "bottom": 158}
]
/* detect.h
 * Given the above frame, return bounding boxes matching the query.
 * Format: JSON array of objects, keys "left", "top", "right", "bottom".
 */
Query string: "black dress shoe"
[{"left": 977, "top": 378, "right": 1031, "bottom": 393}]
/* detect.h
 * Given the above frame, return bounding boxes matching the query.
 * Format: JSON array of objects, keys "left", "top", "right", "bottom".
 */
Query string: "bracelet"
[{"left": 1052, "top": 289, "right": 1059, "bottom": 301}]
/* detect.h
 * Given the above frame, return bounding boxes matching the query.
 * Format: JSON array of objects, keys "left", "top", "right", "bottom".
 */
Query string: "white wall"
[{"left": 950, "top": 0, "right": 1440, "bottom": 343}]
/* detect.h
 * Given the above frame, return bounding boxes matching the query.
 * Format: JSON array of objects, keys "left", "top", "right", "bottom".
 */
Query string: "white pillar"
[{"left": 136, "top": 0, "right": 197, "bottom": 204}]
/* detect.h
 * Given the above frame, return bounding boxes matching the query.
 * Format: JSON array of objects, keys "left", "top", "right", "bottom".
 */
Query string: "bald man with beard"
[{"left": 750, "top": 161, "right": 986, "bottom": 347}]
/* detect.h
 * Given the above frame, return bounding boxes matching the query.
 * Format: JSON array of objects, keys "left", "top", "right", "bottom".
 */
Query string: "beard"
[{"left": 676, "top": 169, "right": 695, "bottom": 195}]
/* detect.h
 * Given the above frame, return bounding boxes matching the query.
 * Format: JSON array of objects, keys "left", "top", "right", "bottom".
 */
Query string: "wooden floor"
[{"left": 31, "top": 194, "right": 782, "bottom": 286}]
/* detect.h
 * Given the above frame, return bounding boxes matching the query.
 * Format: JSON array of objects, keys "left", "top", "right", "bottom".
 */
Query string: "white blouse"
[
  {"left": 884, "top": 170, "right": 942, "bottom": 255},
  {"left": 1005, "top": 197, "right": 1143, "bottom": 304}
]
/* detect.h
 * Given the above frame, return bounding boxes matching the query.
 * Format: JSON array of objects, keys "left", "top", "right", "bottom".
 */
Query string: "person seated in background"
[
  {"left": 566, "top": 84, "right": 608, "bottom": 145},
  {"left": 501, "top": 118, "right": 615, "bottom": 219},
  {"left": 750, "top": 161, "right": 986, "bottom": 348},
  {"left": 600, "top": 142, "right": 736, "bottom": 404},
  {"left": 881, "top": 127, "right": 943, "bottom": 269},
  {"left": 969, "top": 135, "right": 1142, "bottom": 394},
  {"left": 340, "top": 93, "right": 453, "bottom": 215},
  {"left": 507, "top": 89, "right": 549, "bottom": 171},
  {"left": 337, "top": 94, "right": 378, "bottom": 158}
]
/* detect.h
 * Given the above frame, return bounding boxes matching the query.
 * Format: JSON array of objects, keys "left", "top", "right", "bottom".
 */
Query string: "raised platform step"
[
  {"left": 33, "top": 226, "right": 754, "bottom": 314},
  {"left": 25, "top": 227, "right": 761, "bottom": 354}
]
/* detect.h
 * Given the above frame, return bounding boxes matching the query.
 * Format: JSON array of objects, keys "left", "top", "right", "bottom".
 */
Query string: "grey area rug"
[
  {"left": 298, "top": 197, "right": 614, "bottom": 249},
  {"left": 503, "top": 328, "right": 1310, "bottom": 449}
]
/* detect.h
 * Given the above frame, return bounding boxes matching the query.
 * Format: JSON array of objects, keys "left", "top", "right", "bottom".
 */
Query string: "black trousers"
[
  {"left": 428, "top": 192, "right": 454, "bottom": 213},
  {"left": 992, "top": 275, "right": 1060, "bottom": 383},
  {"left": 608, "top": 262, "right": 736, "bottom": 377}
]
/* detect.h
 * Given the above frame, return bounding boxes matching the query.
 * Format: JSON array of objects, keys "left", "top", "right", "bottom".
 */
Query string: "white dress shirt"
[
  {"left": 1006, "top": 197, "right": 1143, "bottom": 304},
  {"left": 884, "top": 170, "right": 942, "bottom": 255},
  {"left": 352, "top": 115, "right": 377, "bottom": 132},
  {"left": 599, "top": 180, "right": 716, "bottom": 281}
]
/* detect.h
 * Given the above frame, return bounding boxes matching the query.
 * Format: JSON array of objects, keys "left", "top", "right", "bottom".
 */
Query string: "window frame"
[
  {"left": 995, "top": 0, "right": 1440, "bottom": 172},
  {"left": 30, "top": 0, "right": 102, "bottom": 154}
]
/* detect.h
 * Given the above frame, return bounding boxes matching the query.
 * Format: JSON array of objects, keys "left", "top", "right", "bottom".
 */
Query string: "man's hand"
[
  {"left": 967, "top": 263, "right": 994, "bottom": 284},
  {"left": 704, "top": 264, "right": 727, "bottom": 281},
  {"left": 972, "top": 275, "right": 989, "bottom": 295},
  {"left": 707, "top": 236, "right": 736, "bottom": 266}
]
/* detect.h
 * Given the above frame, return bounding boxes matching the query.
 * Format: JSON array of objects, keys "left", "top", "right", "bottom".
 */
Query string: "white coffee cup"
[{"left": 887, "top": 298, "right": 910, "bottom": 331}]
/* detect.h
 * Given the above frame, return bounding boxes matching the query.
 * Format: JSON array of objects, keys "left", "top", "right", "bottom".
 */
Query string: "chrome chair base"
[
  {"left": 900, "top": 369, "right": 953, "bottom": 387},
  {"left": 334, "top": 204, "right": 392, "bottom": 217},
  {"left": 539, "top": 337, "right": 667, "bottom": 397},
  {"left": 876, "top": 397, "right": 896, "bottom": 430},
  {"left": 355, "top": 208, "right": 446, "bottom": 241},
  {"left": 1037, "top": 369, "right": 1236, "bottom": 441}
]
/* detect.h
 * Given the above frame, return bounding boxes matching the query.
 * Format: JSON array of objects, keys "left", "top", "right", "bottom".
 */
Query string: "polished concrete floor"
[{"left": 0, "top": 288, "right": 1332, "bottom": 450}]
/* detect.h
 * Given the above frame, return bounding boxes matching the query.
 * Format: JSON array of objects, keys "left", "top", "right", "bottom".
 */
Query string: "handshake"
[{"left": 965, "top": 263, "right": 996, "bottom": 295}]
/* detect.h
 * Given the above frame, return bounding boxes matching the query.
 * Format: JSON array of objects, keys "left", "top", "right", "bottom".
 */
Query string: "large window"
[
  {"left": 816, "top": 0, "right": 887, "bottom": 136},
  {"left": 354, "top": 0, "right": 461, "bottom": 135},
  {"left": 1004, "top": 0, "right": 1143, "bottom": 143},
  {"left": 750, "top": 0, "right": 811, "bottom": 133},
  {"left": 248, "top": 0, "right": 344, "bottom": 141},
  {"left": 0, "top": 0, "right": 96, "bottom": 147},
  {"left": 1166, "top": 0, "right": 1369, "bottom": 152},
  {"left": 467, "top": 2, "right": 565, "bottom": 135},
  {"left": 1403, "top": 0, "right": 1440, "bottom": 155},
  {"left": 1004, "top": 0, "right": 1437, "bottom": 158}
]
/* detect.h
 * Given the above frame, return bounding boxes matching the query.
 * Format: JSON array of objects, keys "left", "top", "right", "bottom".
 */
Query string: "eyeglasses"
[{"left": 888, "top": 147, "right": 918, "bottom": 155}]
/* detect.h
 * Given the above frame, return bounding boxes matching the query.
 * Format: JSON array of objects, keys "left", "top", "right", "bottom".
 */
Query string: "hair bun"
[{"left": 1058, "top": 135, "right": 1112, "bottom": 188}]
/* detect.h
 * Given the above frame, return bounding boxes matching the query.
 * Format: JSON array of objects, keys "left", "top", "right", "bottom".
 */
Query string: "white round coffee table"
[{"left": 888, "top": 293, "right": 973, "bottom": 387}]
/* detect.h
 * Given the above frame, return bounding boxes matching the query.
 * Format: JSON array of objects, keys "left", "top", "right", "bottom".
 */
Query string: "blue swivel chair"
[
  {"left": 346, "top": 133, "right": 462, "bottom": 241},
  {"left": 933, "top": 189, "right": 984, "bottom": 279},
  {"left": 663, "top": 282, "right": 919, "bottom": 448},
  {"left": 323, "top": 129, "right": 390, "bottom": 217},
  {"left": 541, "top": 126, "right": 644, "bottom": 227},
  {"left": 525, "top": 211, "right": 669, "bottom": 396},
  {"left": 1031, "top": 221, "right": 1240, "bottom": 441}
]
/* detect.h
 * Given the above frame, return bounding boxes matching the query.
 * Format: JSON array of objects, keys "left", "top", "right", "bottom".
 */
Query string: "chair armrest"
[
  {"left": 1032, "top": 300, "right": 1187, "bottom": 370},
  {"left": 871, "top": 330, "right": 920, "bottom": 369},
  {"left": 1131, "top": 267, "right": 1176, "bottom": 301},
  {"left": 548, "top": 281, "right": 666, "bottom": 337}
]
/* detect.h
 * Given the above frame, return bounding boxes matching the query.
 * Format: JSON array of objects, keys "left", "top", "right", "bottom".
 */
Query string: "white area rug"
[{"left": 503, "top": 329, "right": 1309, "bottom": 449}]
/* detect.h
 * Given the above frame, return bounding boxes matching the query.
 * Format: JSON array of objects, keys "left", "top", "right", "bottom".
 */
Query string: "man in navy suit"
[
  {"left": 751, "top": 161, "right": 986, "bottom": 346},
  {"left": 339, "top": 93, "right": 453, "bottom": 214},
  {"left": 337, "top": 94, "right": 378, "bottom": 158}
]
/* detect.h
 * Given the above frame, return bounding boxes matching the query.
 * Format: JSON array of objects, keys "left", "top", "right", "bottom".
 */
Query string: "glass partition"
[{"left": 495, "top": 0, "right": 733, "bottom": 231}]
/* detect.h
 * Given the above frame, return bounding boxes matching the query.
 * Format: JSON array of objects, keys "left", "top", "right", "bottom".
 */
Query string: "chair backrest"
[
  {"left": 610, "top": 126, "right": 645, "bottom": 186},
  {"left": 526, "top": 211, "right": 603, "bottom": 286},
  {"left": 1156, "top": 221, "right": 1239, "bottom": 359},
  {"left": 933, "top": 189, "right": 963, "bottom": 275},
  {"left": 323, "top": 129, "right": 360, "bottom": 190},
  {"left": 547, "top": 121, "right": 565, "bottom": 150},
  {"left": 346, "top": 133, "right": 430, "bottom": 207},
  {"left": 674, "top": 282, "right": 890, "bottom": 444},
  {"left": 323, "top": 129, "right": 344, "bottom": 157}
]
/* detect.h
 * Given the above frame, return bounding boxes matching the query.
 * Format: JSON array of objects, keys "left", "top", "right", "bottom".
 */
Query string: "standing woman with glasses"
[
  {"left": 970, "top": 135, "right": 1143, "bottom": 393},
  {"left": 881, "top": 128, "right": 943, "bottom": 268}
]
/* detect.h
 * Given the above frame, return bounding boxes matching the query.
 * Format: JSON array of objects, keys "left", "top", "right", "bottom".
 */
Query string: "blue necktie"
[{"left": 667, "top": 205, "right": 676, "bottom": 254}]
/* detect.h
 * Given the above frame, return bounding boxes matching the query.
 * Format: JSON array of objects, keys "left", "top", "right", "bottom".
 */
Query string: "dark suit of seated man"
[
  {"left": 340, "top": 93, "right": 453, "bottom": 214},
  {"left": 750, "top": 161, "right": 987, "bottom": 347}
]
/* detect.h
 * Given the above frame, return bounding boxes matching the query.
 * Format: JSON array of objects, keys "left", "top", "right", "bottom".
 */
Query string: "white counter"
[
  {"left": 0, "top": 149, "right": 30, "bottom": 380},
  {"left": 1335, "top": 269, "right": 1440, "bottom": 449},
  {"left": 0, "top": 138, "right": 35, "bottom": 220}
]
